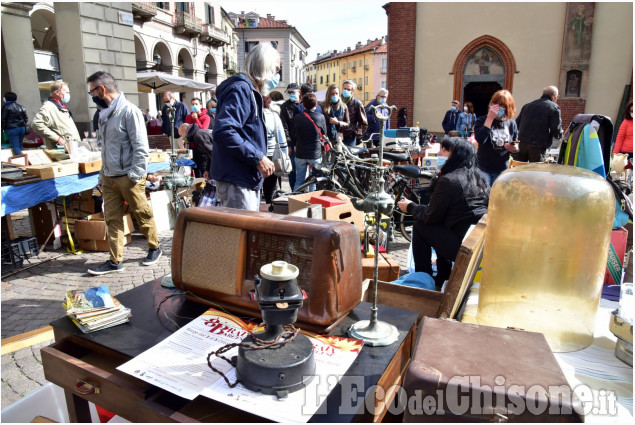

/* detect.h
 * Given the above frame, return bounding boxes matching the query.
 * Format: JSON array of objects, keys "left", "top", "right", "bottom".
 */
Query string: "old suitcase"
[
  {"left": 403, "top": 317, "right": 583, "bottom": 422},
  {"left": 171, "top": 207, "right": 363, "bottom": 333}
]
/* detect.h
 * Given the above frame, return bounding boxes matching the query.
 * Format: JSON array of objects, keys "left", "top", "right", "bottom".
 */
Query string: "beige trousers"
[{"left": 101, "top": 174, "right": 159, "bottom": 263}]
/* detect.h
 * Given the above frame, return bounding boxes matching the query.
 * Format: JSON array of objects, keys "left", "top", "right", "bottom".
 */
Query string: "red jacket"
[
  {"left": 613, "top": 118, "right": 633, "bottom": 154},
  {"left": 185, "top": 108, "right": 210, "bottom": 130}
]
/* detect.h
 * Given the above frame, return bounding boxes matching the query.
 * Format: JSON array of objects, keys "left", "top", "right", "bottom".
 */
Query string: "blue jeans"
[
  {"left": 293, "top": 157, "right": 322, "bottom": 191},
  {"left": 5, "top": 127, "right": 25, "bottom": 155},
  {"left": 480, "top": 169, "right": 503, "bottom": 187}
]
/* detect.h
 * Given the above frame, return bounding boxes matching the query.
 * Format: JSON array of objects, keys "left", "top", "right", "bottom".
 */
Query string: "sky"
[{"left": 222, "top": 0, "right": 389, "bottom": 62}]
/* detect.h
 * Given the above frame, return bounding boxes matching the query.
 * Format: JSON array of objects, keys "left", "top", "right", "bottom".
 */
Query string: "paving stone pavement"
[{"left": 0, "top": 200, "right": 412, "bottom": 410}]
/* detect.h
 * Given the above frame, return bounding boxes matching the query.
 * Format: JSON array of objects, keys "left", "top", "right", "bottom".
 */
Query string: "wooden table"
[{"left": 41, "top": 279, "right": 418, "bottom": 423}]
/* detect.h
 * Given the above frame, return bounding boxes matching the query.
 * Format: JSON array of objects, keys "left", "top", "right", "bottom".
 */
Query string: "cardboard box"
[
  {"left": 310, "top": 195, "right": 347, "bottom": 208},
  {"left": 25, "top": 161, "right": 79, "bottom": 180},
  {"left": 74, "top": 213, "right": 133, "bottom": 252},
  {"left": 288, "top": 190, "right": 364, "bottom": 231},
  {"left": 361, "top": 252, "right": 400, "bottom": 282},
  {"left": 605, "top": 226, "right": 628, "bottom": 285}
]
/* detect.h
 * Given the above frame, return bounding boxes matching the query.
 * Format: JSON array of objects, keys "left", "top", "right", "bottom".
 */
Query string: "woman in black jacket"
[
  {"left": 397, "top": 138, "right": 489, "bottom": 289},
  {"left": 474, "top": 89, "right": 519, "bottom": 186},
  {"left": 1, "top": 92, "right": 29, "bottom": 154},
  {"left": 292, "top": 93, "right": 327, "bottom": 191}
]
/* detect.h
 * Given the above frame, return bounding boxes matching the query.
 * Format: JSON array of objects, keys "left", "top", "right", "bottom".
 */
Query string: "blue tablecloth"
[{"left": 1, "top": 162, "right": 171, "bottom": 216}]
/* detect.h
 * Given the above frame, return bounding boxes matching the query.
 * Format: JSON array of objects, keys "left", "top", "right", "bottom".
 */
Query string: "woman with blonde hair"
[
  {"left": 473, "top": 90, "right": 519, "bottom": 186},
  {"left": 322, "top": 84, "right": 350, "bottom": 143}
]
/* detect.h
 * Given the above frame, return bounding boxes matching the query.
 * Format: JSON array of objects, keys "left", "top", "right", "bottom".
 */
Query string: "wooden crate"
[
  {"left": 78, "top": 160, "right": 102, "bottom": 174},
  {"left": 148, "top": 151, "right": 167, "bottom": 163},
  {"left": 26, "top": 162, "right": 78, "bottom": 180}
]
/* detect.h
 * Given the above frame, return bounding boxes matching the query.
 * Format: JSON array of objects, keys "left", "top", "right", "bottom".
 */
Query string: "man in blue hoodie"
[{"left": 212, "top": 43, "right": 279, "bottom": 211}]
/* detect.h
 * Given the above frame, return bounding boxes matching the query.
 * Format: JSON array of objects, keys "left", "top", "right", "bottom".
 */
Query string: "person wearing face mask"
[
  {"left": 211, "top": 42, "right": 278, "bottom": 211},
  {"left": 474, "top": 90, "right": 519, "bottom": 186},
  {"left": 514, "top": 86, "right": 563, "bottom": 162},
  {"left": 340, "top": 80, "right": 368, "bottom": 147},
  {"left": 398, "top": 138, "right": 489, "bottom": 290},
  {"left": 364, "top": 88, "right": 390, "bottom": 143},
  {"left": 278, "top": 83, "right": 301, "bottom": 189},
  {"left": 85, "top": 71, "right": 161, "bottom": 275},
  {"left": 322, "top": 84, "right": 350, "bottom": 145},
  {"left": 31, "top": 80, "right": 80, "bottom": 149},
  {"left": 442, "top": 100, "right": 461, "bottom": 135},
  {"left": 183, "top": 98, "right": 210, "bottom": 178},
  {"left": 206, "top": 99, "right": 217, "bottom": 129},
  {"left": 456, "top": 101, "right": 476, "bottom": 138},
  {"left": 185, "top": 98, "right": 210, "bottom": 132},
  {"left": 161, "top": 91, "right": 188, "bottom": 147}
]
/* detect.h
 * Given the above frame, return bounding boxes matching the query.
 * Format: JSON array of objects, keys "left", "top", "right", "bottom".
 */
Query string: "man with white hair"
[
  {"left": 211, "top": 42, "right": 278, "bottom": 210},
  {"left": 364, "top": 88, "right": 390, "bottom": 142},
  {"left": 515, "top": 85, "right": 563, "bottom": 162},
  {"left": 340, "top": 79, "right": 368, "bottom": 147}
]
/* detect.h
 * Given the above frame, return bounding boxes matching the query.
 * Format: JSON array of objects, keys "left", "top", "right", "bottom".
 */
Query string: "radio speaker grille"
[{"left": 181, "top": 222, "right": 242, "bottom": 295}]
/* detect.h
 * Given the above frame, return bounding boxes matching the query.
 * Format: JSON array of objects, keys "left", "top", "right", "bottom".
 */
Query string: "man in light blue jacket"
[{"left": 86, "top": 71, "right": 161, "bottom": 275}]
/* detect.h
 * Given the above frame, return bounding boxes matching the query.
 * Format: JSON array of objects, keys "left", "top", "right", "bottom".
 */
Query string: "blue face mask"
[
  {"left": 331, "top": 95, "right": 340, "bottom": 104},
  {"left": 437, "top": 156, "right": 447, "bottom": 168},
  {"left": 451, "top": 106, "right": 457, "bottom": 111},
  {"left": 62, "top": 93, "right": 71, "bottom": 104},
  {"left": 289, "top": 93, "right": 298, "bottom": 102},
  {"left": 209, "top": 107, "right": 216, "bottom": 113},
  {"left": 378, "top": 97, "right": 387, "bottom": 104},
  {"left": 266, "top": 73, "right": 280, "bottom": 91},
  {"left": 496, "top": 107, "right": 506, "bottom": 118},
  {"left": 342, "top": 90, "right": 352, "bottom": 99},
  {"left": 191, "top": 104, "right": 200, "bottom": 113}
]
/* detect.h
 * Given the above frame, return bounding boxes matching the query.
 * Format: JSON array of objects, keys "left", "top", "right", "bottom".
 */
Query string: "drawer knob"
[{"left": 75, "top": 379, "right": 101, "bottom": 395}]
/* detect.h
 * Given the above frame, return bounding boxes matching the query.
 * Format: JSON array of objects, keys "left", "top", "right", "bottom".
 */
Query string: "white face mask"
[{"left": 464, "top": 106, "right": 468, "bottom": 112}]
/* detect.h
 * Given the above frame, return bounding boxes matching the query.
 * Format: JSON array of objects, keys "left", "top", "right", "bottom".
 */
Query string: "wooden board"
[
  {"left": 0, "top": 174, "right": 42, "bottom": 185},
  {"left": 78, "top": 160, "right": 102, "bottom": 174},
  {"left": 26, "top": 162, "right": 79, "bottom": 180}
]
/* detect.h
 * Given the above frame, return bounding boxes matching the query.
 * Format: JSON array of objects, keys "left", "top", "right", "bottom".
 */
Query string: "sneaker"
[
  {"left": 88, "top": 260, "right": 124, "bottom": 276},
  {"left": 143, "top": 247, "right": 162, "bottom": 266}
]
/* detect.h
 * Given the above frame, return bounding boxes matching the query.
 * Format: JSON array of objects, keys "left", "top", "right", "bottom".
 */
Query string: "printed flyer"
[{"left": 117, "top": 308, "right": 363, "bottom": 422}]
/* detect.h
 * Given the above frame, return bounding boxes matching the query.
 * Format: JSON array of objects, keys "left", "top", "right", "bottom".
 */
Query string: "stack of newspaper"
[{"left": 63, "top": 285, "right": 131, "bottom": 333}]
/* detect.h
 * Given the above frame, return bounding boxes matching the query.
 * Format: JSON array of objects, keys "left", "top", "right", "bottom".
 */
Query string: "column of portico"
[{"left": 1, "top": 2, "right": 41, "bottom": 120}]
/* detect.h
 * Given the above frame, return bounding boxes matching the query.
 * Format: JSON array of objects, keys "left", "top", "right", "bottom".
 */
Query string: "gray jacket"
[{"left": 98, "top": 93, "right": 149, "bottom": 182}]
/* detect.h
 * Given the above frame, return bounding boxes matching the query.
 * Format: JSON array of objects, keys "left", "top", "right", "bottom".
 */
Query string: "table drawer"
[{"left": 41, "top": 338, "right": 158, "bottom": 422}]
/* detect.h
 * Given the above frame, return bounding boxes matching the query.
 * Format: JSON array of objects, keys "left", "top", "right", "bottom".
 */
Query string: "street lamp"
[{"left": 153, "top": 53, "right": 162, "bottom": 70}]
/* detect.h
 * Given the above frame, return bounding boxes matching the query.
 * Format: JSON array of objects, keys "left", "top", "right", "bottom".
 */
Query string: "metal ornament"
[{"left": 349, "top": 104, "right": 399, "bottom": 346}]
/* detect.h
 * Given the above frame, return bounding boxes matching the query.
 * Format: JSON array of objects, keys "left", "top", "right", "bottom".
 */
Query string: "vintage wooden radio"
[{"left": 171, "top": 207, "right": 363, "bottom": 332}]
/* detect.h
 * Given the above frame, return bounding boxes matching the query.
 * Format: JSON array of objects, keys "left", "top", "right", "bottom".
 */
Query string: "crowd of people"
[{"left": 2, "top": 42, "right": 632, "bottom": 287}]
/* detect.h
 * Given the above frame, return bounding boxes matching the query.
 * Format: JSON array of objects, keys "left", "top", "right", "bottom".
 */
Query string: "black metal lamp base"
[{"left": 235, "top": 332, "right": 316, "bottom": 399}]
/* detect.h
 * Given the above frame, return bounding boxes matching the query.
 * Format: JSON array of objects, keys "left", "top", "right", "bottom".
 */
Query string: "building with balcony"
[
  {"left": 227, "top": 11, "right": 309, "bottom": 99},
  {"left": 306, "top": 50, "right": 341, "bottom": 94},
  {"left": 372, "top": 40, "right": 388, "bottom": 98},
  {"left": 1, "top": 2, "right": 237, "bottom": 133},
  {"left": 304, "top": 38, "right": 386, "bottom": 103}
]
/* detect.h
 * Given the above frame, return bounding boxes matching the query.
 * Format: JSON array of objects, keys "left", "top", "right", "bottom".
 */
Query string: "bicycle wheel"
[
  {"left": 398, "top": 211, "right": 414, "bottom": 242},
  {"left": 294, "top": 176, "right": 342, "bottom": 194}
]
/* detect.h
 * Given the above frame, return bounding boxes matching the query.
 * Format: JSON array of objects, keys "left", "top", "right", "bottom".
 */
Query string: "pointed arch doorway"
[{"left": 453, "top": 36, "right": 516, "bottom": 118}]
